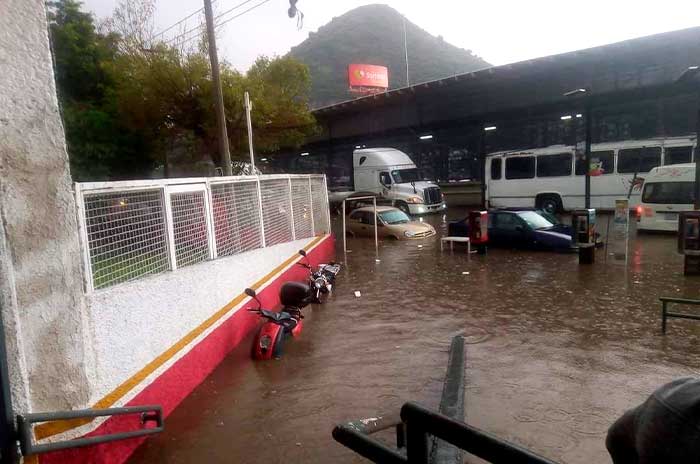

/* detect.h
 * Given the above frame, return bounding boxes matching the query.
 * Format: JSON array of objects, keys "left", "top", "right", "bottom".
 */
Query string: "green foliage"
[
  {"left": 48, "top": 0, "right": 151, "bottom": 180},
  {"left": 47, "top": 0, "right": 317, "bottom": 180},
  {"left": 288, "top": 4, "right": 491, "bottom": 107}
]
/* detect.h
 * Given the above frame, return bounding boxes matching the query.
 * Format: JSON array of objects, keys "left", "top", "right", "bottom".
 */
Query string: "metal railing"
[
  {"left": 333, "top": 402, "right": 557, "bottom": 464},
  {"left": 75, "top": 175, "right": 331, "bottom": 291},
  {"left": 660, "top": 296, "right": 700, "bottom": 333},
  {"left": 17, "top": 405, "right": 163, "bottom": 456}
]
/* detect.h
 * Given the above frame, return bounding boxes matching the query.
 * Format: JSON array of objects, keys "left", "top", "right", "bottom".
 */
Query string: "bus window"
[
  {"left": 505, "top": 156, "right": 535, "bottom": 179},
  {"left": 537, "top": 153, "right": 572, "bottom": 177},
  {"left": 575, "top": 150, "right": 614, "bottom": 175},
  {"left": 491, "top": 158, "right": 502, "bottom": 180},
  {"left": 617, "top": 147, "right": 661, "bottom": 173},
  {"left": 664, "top": 146, "right": 693, "bottom": 165}
]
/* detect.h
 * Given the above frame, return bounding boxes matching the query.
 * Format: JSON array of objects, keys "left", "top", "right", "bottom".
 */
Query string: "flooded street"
[{"left": 129, "top": 208, "right": 700, "bottom": 464}]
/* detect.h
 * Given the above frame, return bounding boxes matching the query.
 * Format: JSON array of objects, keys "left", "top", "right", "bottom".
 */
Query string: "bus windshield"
[
  {"left": 391, "top": 168, "right": 422, "bottom": 184},
  {"left": 642, "top": 182, "right": 695, "bottom": 204}
]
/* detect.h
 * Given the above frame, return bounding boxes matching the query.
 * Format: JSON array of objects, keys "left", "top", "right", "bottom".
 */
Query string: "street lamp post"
[
  {"left": 479, "top": 125, "right": 497, "bottom": 209},
  {"left": 564, "top": 88, "right": 591, "bottom": 208},
  {"left": 678, "top": 66, "right": 700, "bottom": 209}
]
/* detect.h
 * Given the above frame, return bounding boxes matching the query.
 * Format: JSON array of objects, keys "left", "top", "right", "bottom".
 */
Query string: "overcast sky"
[{"left": 83, "top": 0, "right": 700, "bottom": 71}]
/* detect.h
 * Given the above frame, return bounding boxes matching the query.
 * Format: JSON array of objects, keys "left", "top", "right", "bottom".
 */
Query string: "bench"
[
  {"left": 440, "top": 236, "right": 471, "bottom": 253},
  {"left": 660, "top": 297, "right": 700, "bottom": 334}
]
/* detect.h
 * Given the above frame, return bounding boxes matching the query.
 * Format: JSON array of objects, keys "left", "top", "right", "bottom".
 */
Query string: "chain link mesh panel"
[
  {"left": 170, "top": 191, "right": 210, "bottom": 268},
  {"left": 291, "top": 178, "right": 314, "bottom": 239},
  {"left": 83, "top": 189, "right": 169, "bottom": 289},
  {"left": 211, "top": 181, "right": 263, "bottom": 257},
  {"left": 310, "top": 176, "right": 330, "bottom": 235},
  {"left": 260, "top": 179, "right": 294, "bottom": 246},
  {"left": 79, "top": 175, "right": 329, "bottom": 290}
]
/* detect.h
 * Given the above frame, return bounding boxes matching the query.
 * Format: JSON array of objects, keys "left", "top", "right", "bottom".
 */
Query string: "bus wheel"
[{"left": 537, "top": 194, "right": 562, "bottom": 214}]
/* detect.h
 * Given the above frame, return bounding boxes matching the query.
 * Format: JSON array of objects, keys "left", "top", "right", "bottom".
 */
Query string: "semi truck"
[{"left": 328, "top": 148, "right": 447, "bottom": 215}]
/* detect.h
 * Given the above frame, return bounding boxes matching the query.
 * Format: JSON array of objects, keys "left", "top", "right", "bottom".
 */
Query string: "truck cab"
[{"left": 353, "top": 148, "right": 447, "bottom": 215}]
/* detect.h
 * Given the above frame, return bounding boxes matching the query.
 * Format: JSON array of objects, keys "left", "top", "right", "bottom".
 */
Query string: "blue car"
[{"left": 448, "top": 209, "right": 576, "bottom": 252}]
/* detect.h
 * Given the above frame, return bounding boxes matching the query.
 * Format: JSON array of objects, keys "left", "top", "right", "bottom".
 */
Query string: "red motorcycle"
[{"left": 245, "top": 282, "right": 313, "bottom": 360}]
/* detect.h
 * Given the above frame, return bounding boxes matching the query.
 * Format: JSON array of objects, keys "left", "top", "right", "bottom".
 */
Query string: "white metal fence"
[{"left": 75, "top": 175, "right": 331, "bottom": 291}]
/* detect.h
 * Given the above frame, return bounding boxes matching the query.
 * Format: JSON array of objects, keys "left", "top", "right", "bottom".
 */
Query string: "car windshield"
[
  {"left": 391, "top": 168, "right": 422, "bottom": 184},
  {"left": 379, "top": 210, "right": 411, "bottom": 224},
  {"left": 517, "top": 211, "right": 554, "bottom": 230}
]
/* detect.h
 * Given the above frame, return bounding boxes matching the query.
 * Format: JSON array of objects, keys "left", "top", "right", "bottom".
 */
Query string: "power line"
[
  {"left": 152, "top": 7, "right": 203, "bottom": 39},
  {"left": 214, "top": 0, "right": 257, "bottom": 23},
  {"left": 151, "top": 0, "right": 219, "bottom": 40},
  {"left": 214, "top": 0, "right": 271, "bottom": 29},
  {"left": 166, "top": 0, "right": 272, "bottom": 47}
]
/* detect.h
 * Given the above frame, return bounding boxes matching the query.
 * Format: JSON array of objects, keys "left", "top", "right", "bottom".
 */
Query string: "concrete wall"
[
  {"left": 88, "top": 238, "right": 322, "bottom": 403},
  {"left": 0, "top": 5, "right": 336, "bottom": 464},
  {"left": 0, "top": 0, "right": 95, "bottom": 416}
]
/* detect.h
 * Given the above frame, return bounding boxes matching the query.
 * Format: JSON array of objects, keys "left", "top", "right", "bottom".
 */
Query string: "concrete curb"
[{"left": 430, "top": 335, "right": 466, "bottom": 464}]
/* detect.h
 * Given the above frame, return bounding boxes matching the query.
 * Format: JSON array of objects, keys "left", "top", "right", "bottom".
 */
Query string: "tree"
[
  {"left": 47, "top": 0, "right": 154, "bottom": 180},
  {"left": 48, "top": 0, "right": 318, "bottom": 180}
]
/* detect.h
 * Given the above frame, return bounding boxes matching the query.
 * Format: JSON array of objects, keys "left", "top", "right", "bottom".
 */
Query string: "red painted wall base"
[{"left": 39, "top": 236, "right": 335, "bottom": 464}]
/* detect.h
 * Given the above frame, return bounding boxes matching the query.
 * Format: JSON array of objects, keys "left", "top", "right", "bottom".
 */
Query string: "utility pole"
[
  {"left": 203, "top": 0, "right": 232, "bottom": 176},
  {"left": 244, "top": 91, "right": 255, "bottom": 171}
]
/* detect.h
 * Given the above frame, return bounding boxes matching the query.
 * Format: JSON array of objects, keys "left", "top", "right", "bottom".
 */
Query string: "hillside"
[{"left": 288, "top": 4, "right": 491, "bottom": 108}]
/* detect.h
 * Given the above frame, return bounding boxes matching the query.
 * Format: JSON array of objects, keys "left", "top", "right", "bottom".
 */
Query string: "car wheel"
[
  {"left": 396, "top": 201, "right": 411, "bottom": 215},
  {"left": 537, "top": 195, "right": 562, "bottom": 214}
]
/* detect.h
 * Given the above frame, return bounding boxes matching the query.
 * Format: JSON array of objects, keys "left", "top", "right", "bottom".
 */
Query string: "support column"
[{"left": 0, "top": 0, "right": 96, "bottom": 421}]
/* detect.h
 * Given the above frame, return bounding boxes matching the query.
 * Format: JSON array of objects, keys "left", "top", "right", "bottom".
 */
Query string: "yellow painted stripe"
[{"left": 34, "top": 236, "right": 325, "bottom": 440}]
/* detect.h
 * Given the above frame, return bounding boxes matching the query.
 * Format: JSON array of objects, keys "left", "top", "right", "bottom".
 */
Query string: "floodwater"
[{"left": 129, "top": 208, "right": 700, "bottom": 464}]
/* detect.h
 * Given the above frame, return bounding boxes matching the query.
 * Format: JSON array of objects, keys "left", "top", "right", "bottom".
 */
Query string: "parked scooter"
[
  {"left": 296, "top": 249, "right": 341, "bottom": 303},
  {"left": 245, "top": 282, "right": 313, "bottom": 360}
]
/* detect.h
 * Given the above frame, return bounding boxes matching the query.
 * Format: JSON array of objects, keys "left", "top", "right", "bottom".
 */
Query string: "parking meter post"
[
  {"left": 468, "top": 210, "right": 489, "bottom": 255},
  {"left": 573, "top": 209, "right": 596, "bottom": 265}
]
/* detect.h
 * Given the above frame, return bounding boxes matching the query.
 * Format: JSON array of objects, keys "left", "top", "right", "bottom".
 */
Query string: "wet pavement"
[{"left": 129, "top": 208, "right": 700, "bottom": 464}]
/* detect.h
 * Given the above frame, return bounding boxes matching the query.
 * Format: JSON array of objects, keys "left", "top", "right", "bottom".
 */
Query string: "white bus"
[
  {"left": 638, "top": 163, "right": 696, "bottom": 232},
  {"left": 485, "top": 136, "right": 696, "bottom": 213}
]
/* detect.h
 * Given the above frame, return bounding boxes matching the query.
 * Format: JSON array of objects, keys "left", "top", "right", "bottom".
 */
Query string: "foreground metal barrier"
[
  {"left": 17, "top": 405, "right": 163, "bottom": 456},
  {"left": 660, "top": 297, "right": 700, "bottom": 333},
  {"left": 333, "top": 402, "right": 557, "bottom": 464}
]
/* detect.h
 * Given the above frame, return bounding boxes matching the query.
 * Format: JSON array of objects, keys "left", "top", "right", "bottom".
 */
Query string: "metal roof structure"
[{"left": 311, "top": 27, "right": 700, "bottom": 141}]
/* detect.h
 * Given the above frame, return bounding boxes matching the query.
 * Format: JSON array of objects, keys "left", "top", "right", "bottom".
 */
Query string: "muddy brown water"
[{"left": 129, "top": 209, "right": 700, "bottom": 464}]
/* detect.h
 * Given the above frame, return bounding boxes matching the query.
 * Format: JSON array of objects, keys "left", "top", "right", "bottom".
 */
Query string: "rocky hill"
[{"left": 288, "top": 4, "right": 491, "bottom": 108}]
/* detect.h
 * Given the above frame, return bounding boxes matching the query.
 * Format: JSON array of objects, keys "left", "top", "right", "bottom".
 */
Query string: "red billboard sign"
[{"left": 348, "top": 64, "right": 389, "bottom": 90}]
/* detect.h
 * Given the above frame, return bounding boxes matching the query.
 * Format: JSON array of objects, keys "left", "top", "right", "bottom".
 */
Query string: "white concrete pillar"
[{"left": 0, "top": 0, "right": 96, "bottom": 415}]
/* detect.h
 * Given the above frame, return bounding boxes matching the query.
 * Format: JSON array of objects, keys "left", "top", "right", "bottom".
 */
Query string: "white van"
[{"left": 638, "top": 163, "right": 696, "bottom": 232}]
